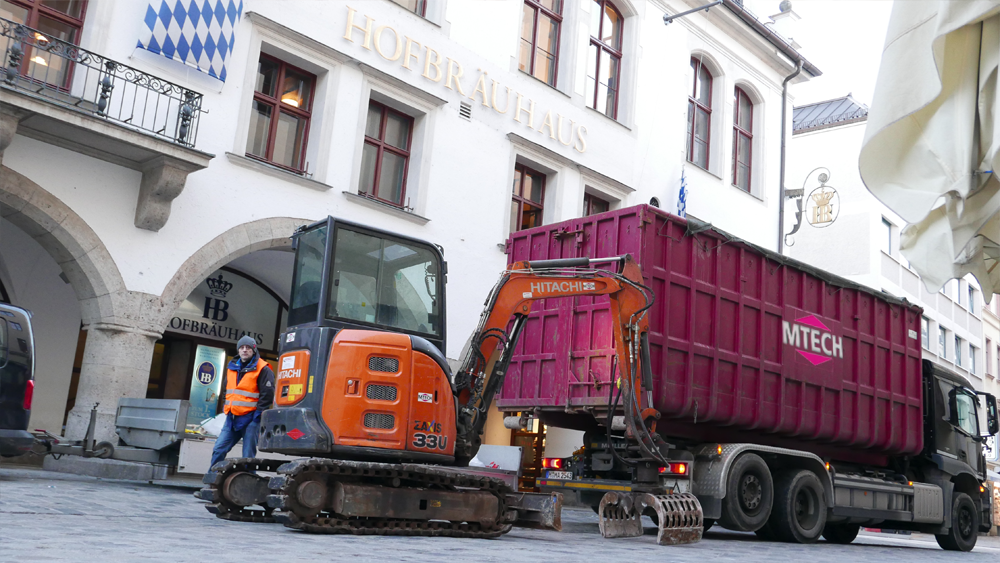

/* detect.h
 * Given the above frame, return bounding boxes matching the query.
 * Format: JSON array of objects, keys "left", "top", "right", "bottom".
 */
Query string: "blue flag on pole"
[
  {"left": 137, "top": 0, "right": 243, "bottom": 82},
  {"left": 678, "top": 167, "right": 688, "bottom": 218}
]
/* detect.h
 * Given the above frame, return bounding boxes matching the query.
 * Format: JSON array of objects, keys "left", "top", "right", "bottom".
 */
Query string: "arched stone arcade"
[{"left": 1, "top": 164, "right": 313, "bottom": 441}]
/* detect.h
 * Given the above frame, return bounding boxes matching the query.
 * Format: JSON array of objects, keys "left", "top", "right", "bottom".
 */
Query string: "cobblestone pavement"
[{"left": 2, "top": 466, "right": 999, "bottom": 563}]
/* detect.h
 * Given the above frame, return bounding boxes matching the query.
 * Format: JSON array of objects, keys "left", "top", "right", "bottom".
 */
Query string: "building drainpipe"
[{"left": 777, "top": 59, "right": 803, "bottom": 255}]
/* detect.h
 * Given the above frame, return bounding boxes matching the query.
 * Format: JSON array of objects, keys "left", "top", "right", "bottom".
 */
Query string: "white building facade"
[
  {"left": 787, "top": 96, "right": 985, "bottom": 391},
  {"left": 0, "top": 0, "right": 816, "bottom": 443}
]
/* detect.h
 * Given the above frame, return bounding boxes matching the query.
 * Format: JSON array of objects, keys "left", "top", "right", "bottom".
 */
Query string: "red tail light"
[
  {"left": 542, "top": 457, "right": 564, "bottom": 470},
  {"left": 658, "top": 462, "right": 689, "bottom": 475},
  {"left": 23, "top": 380, "right": 34, "bottom": 410}
]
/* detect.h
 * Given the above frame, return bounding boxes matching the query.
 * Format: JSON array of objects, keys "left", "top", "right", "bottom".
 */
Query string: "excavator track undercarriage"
[{"left": 202, "top": 457, "right": 529, "bottom": 538}]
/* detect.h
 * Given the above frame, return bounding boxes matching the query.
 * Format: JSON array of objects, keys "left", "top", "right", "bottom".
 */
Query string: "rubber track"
[
  {"left": 267, "top": 458, "right": 516, "bottom": 538},
  {"left": 201, "top": 457, "right": 288, "bottom": 523}
]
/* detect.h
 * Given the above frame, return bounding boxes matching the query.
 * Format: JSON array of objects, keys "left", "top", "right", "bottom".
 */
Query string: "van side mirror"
[{"left": 987, "top": 394, "right": 999, "bottom": 436}]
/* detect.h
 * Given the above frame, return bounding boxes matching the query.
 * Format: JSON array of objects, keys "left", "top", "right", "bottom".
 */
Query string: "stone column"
[{"left": 64, "top": 326, "right": 160, "bottom": 442}]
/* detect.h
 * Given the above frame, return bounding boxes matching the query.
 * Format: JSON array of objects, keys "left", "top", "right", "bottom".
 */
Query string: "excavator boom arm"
[{"left": 453, "top": 255, "right": 653, "bottom": 461}]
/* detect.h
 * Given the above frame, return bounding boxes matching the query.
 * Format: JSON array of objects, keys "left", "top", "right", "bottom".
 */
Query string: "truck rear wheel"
[
  {"left": 754, "top": 518, "right": 777, "bottom": 540},
  {"left": 935, "top": 492, "right": 978, "bottom": 552},
  {"left": 770, "top": 469, "right": 827, "bottom": 543},
  {"left": 718, "top": 453, "right": 773, "bottom": 531},
  {"left": 821, "top": 522, "right": 859, "bottom": 544}
]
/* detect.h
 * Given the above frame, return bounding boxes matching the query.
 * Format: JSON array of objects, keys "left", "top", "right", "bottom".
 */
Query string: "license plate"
[{"left": 546, "top": 471, "right": 572, "bottom": 480}]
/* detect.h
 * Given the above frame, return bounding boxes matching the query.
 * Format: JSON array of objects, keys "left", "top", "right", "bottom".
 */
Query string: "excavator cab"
[
  {"left": 258, "top": 218, "right": 456, "bottom": 462},
  {"left": 284, "top": 217, "right": 446, "bottom": 346}
]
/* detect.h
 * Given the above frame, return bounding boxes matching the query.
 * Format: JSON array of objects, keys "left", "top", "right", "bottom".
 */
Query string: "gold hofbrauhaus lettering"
[{"left": 344, "top": 5, "right": 589, "bottom": 153}]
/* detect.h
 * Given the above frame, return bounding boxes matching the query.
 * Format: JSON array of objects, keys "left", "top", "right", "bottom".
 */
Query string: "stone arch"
[
  {"left": 690, "top": 49, "right": 724, "bottom": 81},
  {"left": 153, "top": 216, "right": 313, "bottom": 331},
  {"left": 733, "top": 79, "right": 765, "bottom": 106},
  {"left": 0, "top": 165, "right": 127, "bottom": 328}
]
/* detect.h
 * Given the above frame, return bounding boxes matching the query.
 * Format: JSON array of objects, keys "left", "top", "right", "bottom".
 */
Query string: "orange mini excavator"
[{"left": 201, "top": 217, "right": 701, "bottom": 542}]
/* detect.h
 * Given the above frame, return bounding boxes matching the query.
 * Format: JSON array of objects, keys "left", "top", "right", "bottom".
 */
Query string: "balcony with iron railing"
[{"left": 0, "top": 17, "right": 213, "bottom": 231}]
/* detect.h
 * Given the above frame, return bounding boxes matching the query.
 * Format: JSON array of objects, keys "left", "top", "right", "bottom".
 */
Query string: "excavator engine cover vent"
[
  {"left": 368, "top": 357, "right": 399, "bottom": 373},
  {"left": 363, "top": 413, "right": 395, "bottom": 429},
  {"left": 366, "top": 384, "right": 398, "bottom": 402}
]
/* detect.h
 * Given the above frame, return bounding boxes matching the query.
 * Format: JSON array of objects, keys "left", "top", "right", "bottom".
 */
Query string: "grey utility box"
[{"left": 115, "top": 398, "right": 190, "bottom": 450}]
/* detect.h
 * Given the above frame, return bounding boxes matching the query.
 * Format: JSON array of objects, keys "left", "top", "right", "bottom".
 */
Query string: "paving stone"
[{"left": 1, "top": 466, "right": 999, "bottom": 563}]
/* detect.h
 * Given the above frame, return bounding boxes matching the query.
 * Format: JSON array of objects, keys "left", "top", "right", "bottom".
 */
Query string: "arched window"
[
  {"left": 586, "top": 0, "right": 623, "bottom": 119},
  {"left": 519, "top": 0, "right": 563, "bottom": 86},
  {"left": 732, "top": 86, "right": 753, "bottom": 192},
  {"left": 687, "top": 57, "right": 712, "bottom": 170}
]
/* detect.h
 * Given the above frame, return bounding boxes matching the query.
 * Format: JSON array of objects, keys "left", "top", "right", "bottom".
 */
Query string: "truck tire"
[
  {"left": 718, "top": 453, "right": 773, "bottom": 531},
  {"left": 821, "top": 522, "right": 859, "bottom": 544},
  {"left": 703, "top": 518, "right": 715, "bottom": 533},
  {"left": 754, "top": 518, "right": 777, "bottom": 541},
  {"left": 770, "top": 469, "right": 827, "bottom": 543},
  {"left": 934, "top": 492, "right": 978, "bottom": 552}
]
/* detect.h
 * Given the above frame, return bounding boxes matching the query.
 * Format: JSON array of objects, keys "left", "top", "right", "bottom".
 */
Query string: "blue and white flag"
[
  {"left": 137, "top": 0, "right": 244, "bottom": 81},
  {"left": 677, "top": 167, "right": 688, "bottom": 218}
]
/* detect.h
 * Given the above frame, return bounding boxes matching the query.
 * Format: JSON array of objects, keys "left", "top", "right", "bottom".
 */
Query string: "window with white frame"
[
  {"left": 519, "top": 0, "right": 563, "bottom": 87},
  {"left": 687, "top": 56, "right": 712, "bottom": 171},
  {"left": 359, "top": 101, "right": 414, "bottom": 208},
  {"left": 586, "top": 0, "right": 624, "bottom": 119},
  {"left": 732, "top": 86, "right": 753, "bottom": 192},
  {"left": 986, "top": 340, "right": 992, "bottom": 375},
  {"left": 955, "top": 335, "right": 963, "bottom": 367},
  {"left": 921, "top": 317, "right": 930, "bottom": 350},
  {"left": 245, "top": 55, "right": 316, "bottom": 173},
  {"left": 970, "top": 344, "right": 976, "bottom": 374},
  {"left": 939, "top": 326, "right": 947, "bottom": 358},
  {"left": 583, "top": 192, "right": 610, "bottom": 216},
  {"left": 390, "top": 0, "right": 426, "bottom": 16},
  {"left": 881, "top": 218, "right": 892, "bottom": 255},
  {"left": 968, "top": 285, "right": 975, "bottom": 311}
]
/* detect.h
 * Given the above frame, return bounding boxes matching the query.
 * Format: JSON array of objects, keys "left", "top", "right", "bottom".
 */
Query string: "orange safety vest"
[{"left": 223, "top": 357, "right": 267, "bottom": 416}]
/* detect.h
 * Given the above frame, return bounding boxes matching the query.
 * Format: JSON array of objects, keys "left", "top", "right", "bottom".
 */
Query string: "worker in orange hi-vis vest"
[{"left": 208, "top": 335, "right": 275, "bottom": 470}]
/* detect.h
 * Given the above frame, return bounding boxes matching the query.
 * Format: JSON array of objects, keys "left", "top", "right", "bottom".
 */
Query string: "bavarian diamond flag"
[{"left": 137, "top": 0, "right": 244, "bottom": 81}]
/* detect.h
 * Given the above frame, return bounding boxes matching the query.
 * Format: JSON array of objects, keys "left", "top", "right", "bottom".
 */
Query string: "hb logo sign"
[{"left": 203, "top": 297, "right": 229, "bottom": 321}]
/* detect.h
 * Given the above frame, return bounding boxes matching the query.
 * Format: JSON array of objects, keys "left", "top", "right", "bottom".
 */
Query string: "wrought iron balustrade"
[{"left": 1, "top": 17, "right": 204, "bottom": 147}]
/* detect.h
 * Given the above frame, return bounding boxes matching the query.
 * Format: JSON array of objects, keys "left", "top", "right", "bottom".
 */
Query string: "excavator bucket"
[
  {"left": 598, "top": 491, "right": 703, "bottom": 546},
  {"left": 508, "top": 491, "right": 563, "bottom": 531}
]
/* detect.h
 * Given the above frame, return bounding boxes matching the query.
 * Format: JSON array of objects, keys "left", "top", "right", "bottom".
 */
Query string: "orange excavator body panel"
[{"left": 321, "top": 329, "right": 456, "bottom": 455}]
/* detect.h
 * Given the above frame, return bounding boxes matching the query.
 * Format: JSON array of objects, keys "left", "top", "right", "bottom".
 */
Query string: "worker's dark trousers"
[{"left": 209, "top": 414, "right": 260, "bottom": 470}]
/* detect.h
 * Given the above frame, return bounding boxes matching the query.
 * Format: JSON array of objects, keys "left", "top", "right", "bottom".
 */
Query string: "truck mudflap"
[{"left": 598, "top": 492, "right": 703, "bottom": 546}]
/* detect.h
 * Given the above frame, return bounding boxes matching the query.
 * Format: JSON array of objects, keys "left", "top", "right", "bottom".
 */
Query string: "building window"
[
  {"left": 881, "top": 218, "right": 892, "bottom": 255},
  {"left": 1, "top": 0, "right": 87, "bottom": 88},
  {"left": 939, "top": 326, "right": 947, "bottom": 358},
  {"left": 921, "top": 316, "right": 930, "bottom": 350},
  {"left": 390, "top": 0, "right": 426, "bottom": 16},
  {"left": 971, "top": 345, "right": 978, "bottom": 375},
  {"left": 968, "top": 285, "right": 975, "bottom": 311},
  {"left": 359, "top": 101, "right": 414, "bottom": 207},
  {"left": 245, "top": 55, "right": 315, "bottom": 173},
  {"left": 586, "top": 0, "right": 623, "bottom": 119},
  {"left": 511, "top": 163, "right": 545, "bottom": 232},
  {"left": 986, "top": 339, "right": 992, "bottom": 375},
  {"left": 732, "top": 87, "right": 753, "bottom": 192},
  {"left": 955, "top": 335, "right": 963, "bottom": 367},
  {"left": 687, "top": 57, "right": 712, "bottom": 170},
  {"left": 583, "top": 192, "right": 610, "bottom": 216},
  {"left": 519, "top": 0, "right": 562, "bottom": 86}
]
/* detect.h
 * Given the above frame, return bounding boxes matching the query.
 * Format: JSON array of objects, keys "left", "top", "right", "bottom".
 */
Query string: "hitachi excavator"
[{"left": 201, "top": 217, "right": 702, "bottom": 544}]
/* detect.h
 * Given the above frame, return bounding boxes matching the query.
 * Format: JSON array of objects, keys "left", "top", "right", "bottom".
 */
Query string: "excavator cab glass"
[{"left": 287, "top": 218, "right": 446, "bottom": 350}]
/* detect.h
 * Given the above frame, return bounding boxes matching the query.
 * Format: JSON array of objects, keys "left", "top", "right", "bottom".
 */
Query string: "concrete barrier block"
[{"left": 43, "top": 455, "right": 168, "bottom": 481}]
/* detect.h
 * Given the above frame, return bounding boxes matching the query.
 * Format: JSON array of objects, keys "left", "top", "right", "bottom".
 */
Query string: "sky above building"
[{"left": 744, "top": 0, "right": 894, "bottom": 107}]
